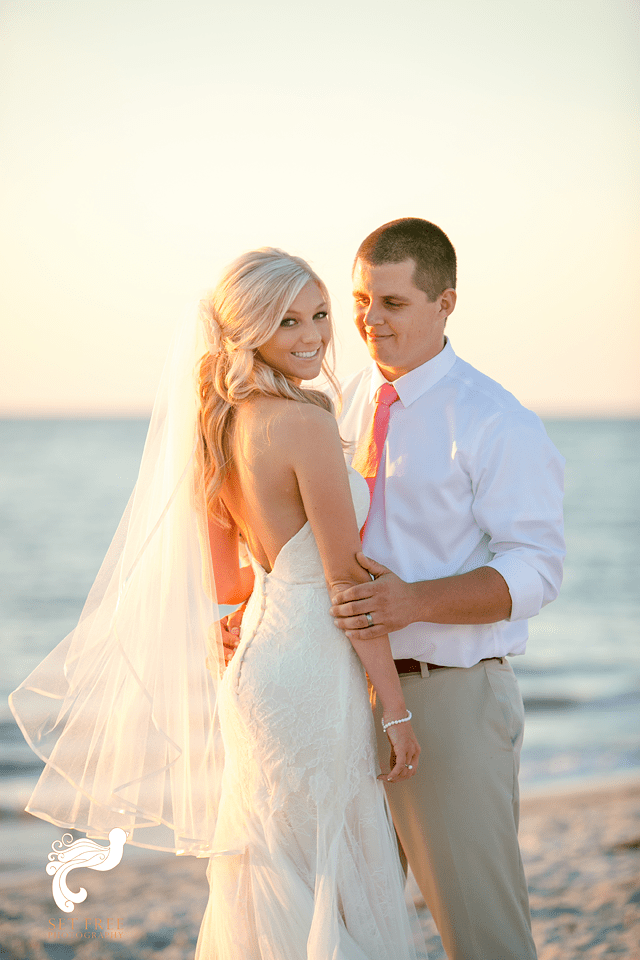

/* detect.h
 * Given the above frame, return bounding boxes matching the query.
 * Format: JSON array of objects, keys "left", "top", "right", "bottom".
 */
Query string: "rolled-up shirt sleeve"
[{"left": 469, "top": 409, "right": 566, "bottom": 622}]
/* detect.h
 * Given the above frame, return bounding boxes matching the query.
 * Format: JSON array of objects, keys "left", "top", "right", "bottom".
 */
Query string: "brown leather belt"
[{"left": 394, "top": 657, "right": 503, "bottom": 675}]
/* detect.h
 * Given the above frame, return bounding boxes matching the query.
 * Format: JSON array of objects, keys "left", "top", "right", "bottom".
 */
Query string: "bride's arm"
[
  {"left": 208, "top": 512, "right": 255, "bottom": 605},
  {"left": 287, "top": 404, "right": 420, "bottom": 782}
]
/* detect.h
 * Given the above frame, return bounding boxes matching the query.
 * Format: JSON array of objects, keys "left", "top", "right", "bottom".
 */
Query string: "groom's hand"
[{"left": 330, "top": 553, "right": 417, "bottom": 639}]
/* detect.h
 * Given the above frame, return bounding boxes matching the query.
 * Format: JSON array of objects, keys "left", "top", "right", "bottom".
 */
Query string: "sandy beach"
[{"left": 1, "top": 775, "right": 638, "bottom": 960}]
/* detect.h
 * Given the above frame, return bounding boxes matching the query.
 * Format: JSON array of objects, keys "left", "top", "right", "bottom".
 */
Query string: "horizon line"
[{"left": 2, "top": 408, "right": 640, "bottom": 421}]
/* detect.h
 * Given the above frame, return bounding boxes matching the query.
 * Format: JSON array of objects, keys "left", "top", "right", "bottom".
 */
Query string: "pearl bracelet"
[{"left": 381, "top": 709, "right": 412, "bottom": 733}]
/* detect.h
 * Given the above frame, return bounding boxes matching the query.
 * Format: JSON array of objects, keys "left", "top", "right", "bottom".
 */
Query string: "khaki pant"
[{"left": 374, "top": 658, "right": 537, "bottom": 960}]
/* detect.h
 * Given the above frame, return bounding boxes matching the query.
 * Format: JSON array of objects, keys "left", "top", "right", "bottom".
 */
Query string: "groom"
[{"left": 330, "top": 218, "right": 565, "bottom": 960}]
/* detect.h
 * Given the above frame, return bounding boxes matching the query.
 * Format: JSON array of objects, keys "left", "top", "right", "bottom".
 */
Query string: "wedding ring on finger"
[
  {"left": 365, "top": 612, "right": 374, "bottom": 627},
  {"left": 405, "top": 764, "right": 413, "bottom": 770}
]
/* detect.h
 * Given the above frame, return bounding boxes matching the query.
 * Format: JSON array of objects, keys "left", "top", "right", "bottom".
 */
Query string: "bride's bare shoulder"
[{"left": 238, "top": 395, "right": 337, "bottom": 442}]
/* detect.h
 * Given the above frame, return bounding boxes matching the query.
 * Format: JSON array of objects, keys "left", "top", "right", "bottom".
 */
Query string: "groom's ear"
[{"left": 439, "top": 288, "right": 457, "bottom": 320}]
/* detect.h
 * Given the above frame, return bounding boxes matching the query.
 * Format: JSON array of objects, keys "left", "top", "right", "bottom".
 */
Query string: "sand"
[{"left": 1, "top": 775, "right": 639, "bottom": 960}]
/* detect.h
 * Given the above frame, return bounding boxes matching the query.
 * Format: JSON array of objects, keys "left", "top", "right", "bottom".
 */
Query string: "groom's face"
[{"left": 352, "top": 258, "right": 455, "bottom": 381}]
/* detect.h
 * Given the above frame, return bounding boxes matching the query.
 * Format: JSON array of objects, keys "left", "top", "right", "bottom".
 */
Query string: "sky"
[{"left": 1, "top": 0, "right": 638, "bottom": 416}]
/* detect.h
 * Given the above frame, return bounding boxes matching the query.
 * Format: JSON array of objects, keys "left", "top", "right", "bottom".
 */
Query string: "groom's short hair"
[{"left": 355, "top": 218, "right": 456, "bottom": 302}]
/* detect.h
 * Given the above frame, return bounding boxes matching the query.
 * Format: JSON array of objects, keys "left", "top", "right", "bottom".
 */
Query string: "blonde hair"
[{"left": 197, "top": 247, "right": 340, "bottom": 516}]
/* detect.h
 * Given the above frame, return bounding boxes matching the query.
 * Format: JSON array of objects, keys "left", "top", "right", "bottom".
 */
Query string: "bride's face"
[{"left": 257, "top": 280, "right": 330, "bottom": 384}]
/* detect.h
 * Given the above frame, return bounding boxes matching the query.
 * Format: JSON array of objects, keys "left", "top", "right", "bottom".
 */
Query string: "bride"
[{"left": 11, "top": 248, "right": 424, "bottom": 959}]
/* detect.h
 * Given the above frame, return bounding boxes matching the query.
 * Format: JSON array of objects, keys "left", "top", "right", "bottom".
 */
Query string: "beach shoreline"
[{"left": 1, "top": 773, "right": 638, "bottom": 959}]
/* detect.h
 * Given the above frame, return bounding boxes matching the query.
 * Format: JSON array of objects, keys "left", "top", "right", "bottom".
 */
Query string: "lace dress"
[{"left": 195, "top": 469, "right": 425, "bottom": 959}]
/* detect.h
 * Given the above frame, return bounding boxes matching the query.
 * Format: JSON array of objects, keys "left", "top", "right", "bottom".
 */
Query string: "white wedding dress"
[{"left": 196, "top": 468, "right": 425, "bottom": 959}]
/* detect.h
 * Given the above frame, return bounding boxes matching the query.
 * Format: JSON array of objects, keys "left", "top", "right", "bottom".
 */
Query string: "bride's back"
[{"left": 220, "top": 395, "right": 316, "bottom": 573}]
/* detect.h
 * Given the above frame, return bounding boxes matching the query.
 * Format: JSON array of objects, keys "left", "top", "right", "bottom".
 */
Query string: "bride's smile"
[{"left": 257, "top": 279, "right": 330, "bottom": 382}]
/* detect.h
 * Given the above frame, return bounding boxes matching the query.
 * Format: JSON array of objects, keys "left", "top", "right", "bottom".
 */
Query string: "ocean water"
[{"left": 1, "top": 417, "right": 639, "bottom": 874}]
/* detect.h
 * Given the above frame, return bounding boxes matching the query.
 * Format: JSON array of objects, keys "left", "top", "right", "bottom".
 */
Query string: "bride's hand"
[
  {"left": 378, "top": 719, "right": 420, "bottom": 783},
  {"left": 221, "top": 603, "right": 247, "bottom": 666},
  {"left": 221, "top": 617, "right": 240, "bottom": 666}
]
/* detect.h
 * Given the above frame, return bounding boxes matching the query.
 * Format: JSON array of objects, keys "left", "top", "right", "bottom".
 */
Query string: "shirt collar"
[{"left": 368, "top": 338, "right": 457, "bottom": 406}]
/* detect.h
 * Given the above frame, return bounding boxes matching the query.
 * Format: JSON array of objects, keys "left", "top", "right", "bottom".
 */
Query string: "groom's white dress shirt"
[{"left": 339, "top": 339, "right": 565, "bottom": 667}]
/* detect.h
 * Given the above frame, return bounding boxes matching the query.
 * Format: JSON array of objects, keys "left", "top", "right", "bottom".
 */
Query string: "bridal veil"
[{"left": 9, "top": 306, "right": 228, "bottom": 855}]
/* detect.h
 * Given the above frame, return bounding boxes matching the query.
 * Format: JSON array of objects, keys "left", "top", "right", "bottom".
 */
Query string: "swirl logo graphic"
[{"left": 46, "top": 828, "right": 127, "bottom": 912}]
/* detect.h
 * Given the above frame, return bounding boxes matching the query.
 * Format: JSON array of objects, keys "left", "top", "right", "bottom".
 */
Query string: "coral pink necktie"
[{"left": 352, "top": 382, "right": 399, "bottom": 535}]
